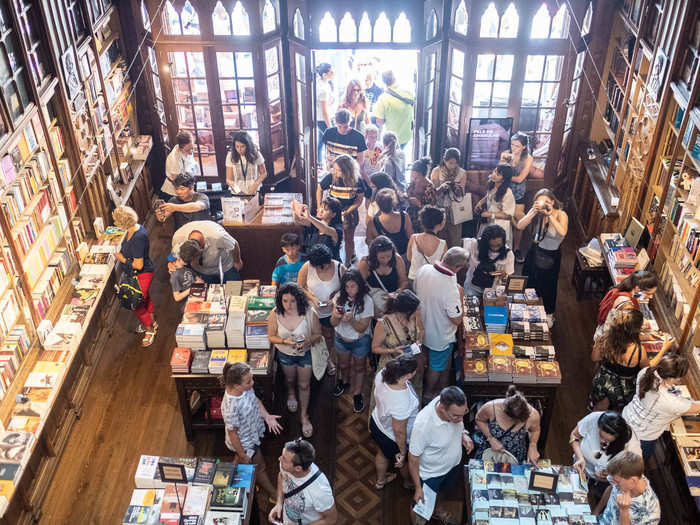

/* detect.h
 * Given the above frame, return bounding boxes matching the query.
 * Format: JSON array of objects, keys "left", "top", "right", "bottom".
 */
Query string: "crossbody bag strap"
[
  {"left": 384, "top": 316, "right": 403, "bottom": 345},
  {"left": 414, "top": 237, "right": 431, "bottom": 264},
  {"left": 284, "top": 470, "right": 322, "bottom": 499},
  {"left": 372, "top": 270, "right": 389, "bottom": 292}
]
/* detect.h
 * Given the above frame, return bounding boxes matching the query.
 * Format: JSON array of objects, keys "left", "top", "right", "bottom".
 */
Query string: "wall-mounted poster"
[
  {"left": 648, "top": 51, "right": 667, "bottom": 102},
  {"left": 467, "top": 117, "right": 513, "bottom": 170},
  {"left": 61, "top": 48, "right": 81, "bottom": 101}
]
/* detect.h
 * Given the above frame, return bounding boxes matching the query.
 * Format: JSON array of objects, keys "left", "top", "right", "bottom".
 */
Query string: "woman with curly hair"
[
  {"left": 589, "top": 309, "right": 674, "bottom": 412},
  {"left": 339, "top": 78, "right": 370, "bottom": 133},
  {"left": 474, "top": 163, "right": 516, "bottom": 246},
  {"left": 406, "top": 157, "right": 437, "bottom": 232},
  {"left": 463, "top": 224, "right": 514, "bottom": 297},
  {"left": 268, "top": 283, "right": 323, "bottom": 437},
  {"left": 358, "top": 236, "right": 408, "bottom": 317},
  {"left": 330, "top": 269, "right": 374, "bottom": 412},
  {"left": 225, "top": 131, "right": 267, "bottom": 195}
]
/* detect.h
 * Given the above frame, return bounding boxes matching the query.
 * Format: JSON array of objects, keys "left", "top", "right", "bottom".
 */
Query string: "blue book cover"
[{"left": 230, "top": 464, "right": 255, "bottom": 489}]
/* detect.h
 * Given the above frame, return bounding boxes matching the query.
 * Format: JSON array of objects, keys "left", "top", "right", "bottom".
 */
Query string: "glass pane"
[
  {"left": 235, "top": 52, "right": 254, "bottom": 77},
  {"left": 540, "top": 82, "right": 559, "bottom": 106},
  {"left": 521, "top": 83, "right": 540, "bottom": 107},
  {"left": 450, "top": 76, "right": 462, "bottom": 104},
  {"left": 177, "top": 105, "right": 194, "bottom": 127},
  {"left": 427, "top": 9, "right": 438, "bottom": 39},
  {"left": 538, "top": 109, "right": 554, "bottom": 132},
  {"left": 550, "top": 4, "right": 570, "bottom": 38},
  {"left": 273, "top": 150, "right": 285, "bottom": 174},
  {"left": 473, "top": 107, "right": 489, "bottom": 118},
  {"left": 240, "top": 105, "right": 257, "bottom": 128},
  {"left": 452, "top": 49, "right": 465, "bottom": 78},
  {"left": 455, "top": 1, "right": 468, "bottom": 35},
  {"left": 196, "top": 130, "right": 216, "bottom": 177},
  {"left": 293, "top": 9, "right": 304, "bottom": 39},
  {"left": 424, "top": 81, "right": 434, "bottom": 109},
  {"left": 525, "top": 55, "right": 545, "bottom": 81},
  {"left": 426, "top": 52, "right": 436, "bottom": 80},
  {"left": 164, "top": 1, "right": 181, "bottom": 35},
  {"left": 544, "top": 55, "right": 563, "bottom": 81},
  {"left": 270, "top": 100, "right": 282, "bottom": 124},
  {"left": 239, "top": 79, "right": 256, "bottom": 104},
  {"left": 447, "top": 126, "right": 459, "bottom": 148},
  {"left": 582, "top": 2, "right": 593, "bottom": 36},
  {"left": 194, "top": 105, "right": 212, "bottom": 128},
  {"left": 181, "top": 1, "right": 200, "bottom": 35},
  {"left": 339, "top": 12, "right": 357, "bottom": 42},
  {"left": 212, "top": 1, "right": 231, "bottom": 35},
  {"left": 495, "top": 55, "right": 514, "bottom": 81},
  {"left": 574, "top": 51, "right": 585, "bottom": 78},
  {"left": 271, "top": 123, "right": 283, "bottom": 149},
  {"left": 566, "top": 104, "right": 575, "bottom": 128},
  {"left": 148, "top": 47, "right": 157, "bottom": 71},
  {"left": 173, "top": 78, "right": 190, "bottom": 103},
  {"left": 187, "top": 52, "right": 205, "bottom": 76},
  {"left": 448, "top": 103, "right": 460, "bottom": 128},
  {"left": 221, "top": 80, "right": 238, "bottom": 103},
  {"left": 4, "top": 84, "right": 20, "bottom": 120},
  {"left": 267, "top": 74, "right": 280, "bottom": 101},
  {"left": 500, "top": 3, "right": 519, "bottom": 38},
  {"left": 426, "top": 108, "right": 433, "bottom": 129},
  {"left": 262, "top": 0, "right": 276, "bottom": 33},
  {"left": 374, "top": 12, "right": 391, "bottom": 43},
  {"left": 141, "top": 0, "right": 151, "bottom": 31},
  {"left": 359, "top": 12, "right": 372, "bottom": 42},
  {"left": 296, "top": 82, "right": 304, "bottom": 130},
  {"left": 570, "top": 78, "right": 580, "bottom": 100},
  {"left": 265, "top": 47, "right": 279, "bottom": 75},
  {"left": 172, "top": 52, "right": 187, "bottom": 77},
  {"left": 480, "top": 3, "right": 499, "bottom": 38},
  {"left": 473, "top": 82, "right": 492, "bottom": 106},
  {"left": 491, "top": 108, "right": 508, "bottom": 118},
  {"left": 531, "top": 4, "right": 550, "bottom": 39},
  {"left": 217, "top": 52, "right": 234, "bottom": 77},
  {"left": 492, "top": 82, "right": 510, "bottom": 106},
  {"left": 519, "top": 108, "right": 538, "bottom": 131},
  {"left": 223, "top": 105, "right": 239, "bottom": 128},
  {"left": 295, "top": 53, "right": 306, "bottom": 83},
  {"left": 190, "top": 79, "right": 208, "bottom": 103},
  {"left": 476, "top": 54, "right": 495, "bottom": 80},
  {"left": 232, "top": 1, "right": 250, "bottom": 36},
  {"left": 153, "top": 74, "right": 163, "bottom": 99},
  {"left": 393, "top": 12, "right": 411, "bottom": 43},
  {"left": 319, "top": 12, "right": 337, "bottom": 42}
]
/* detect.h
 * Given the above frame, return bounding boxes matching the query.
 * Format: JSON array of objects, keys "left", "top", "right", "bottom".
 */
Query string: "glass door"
[{"left": 415, "top": 41, "right": 441, "bottom": 159}]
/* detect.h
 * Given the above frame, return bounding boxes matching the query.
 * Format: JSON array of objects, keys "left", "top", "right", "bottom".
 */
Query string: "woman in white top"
[
  {"left": 474, "top": 164, "right": 516, "bottom": 246},
  {"left": 430, "top": 148, "right": 467, "bottom": 248},
  {"left": 267, "top": 283, "right": 322, "bottom": 438},
  {"left": 622, "top": 353, "right": 700, "bottom": 461},
  {"left": 463, "top": 224, "right": 515, "bottom": 297},
  {"left": 315, "top": 63, "right": 335, "bottom": 164},
  {"left": 298, "top": 244, "right": 346, "bottom": 376},
  {"left": 570, "top": 411, "right": 641, "bottom": 512},
  {"left": 225, "top": 131, "right": 267, "bottom": 195},
  {"left": 370, "top": 355, "right": 419, "bottom": 490},
  {"left": 163, "top": 131, "right": 199, "bottom": 198},
  {"left": 406, "top": 205, "right": 446, "bottom": 283},
  {"left": 378, "top": 131, "right": 406, "bottom": 190}
]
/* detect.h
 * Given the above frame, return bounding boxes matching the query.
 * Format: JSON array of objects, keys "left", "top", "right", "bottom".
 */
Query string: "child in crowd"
[
  {"left": 272, "top": 233, "right": 306, "bottom": 287},
  {"left": 170, "top": 240, "right": 202, "bottom": 314}
]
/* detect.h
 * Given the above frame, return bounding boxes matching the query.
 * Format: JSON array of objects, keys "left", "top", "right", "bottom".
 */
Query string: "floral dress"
[
  {"left": 407, "top": 179, "right": 437, "bottom": 232},
  {"left": 475, "top": 402, "right": 529, "bottom": 463}
]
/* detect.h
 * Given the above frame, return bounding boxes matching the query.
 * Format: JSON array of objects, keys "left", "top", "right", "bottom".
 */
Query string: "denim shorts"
[
  {"left": 427, "top": 343, "right": 454, "bottom": 372},
  {"left": 277, "top": 350, "right": 312, "bottom": 368},
  {"left": 334, "top": 333, "right": 371, "bottom": 358},
  {"left": 422, "top": 464, "right": 460, "bottom": 494}
]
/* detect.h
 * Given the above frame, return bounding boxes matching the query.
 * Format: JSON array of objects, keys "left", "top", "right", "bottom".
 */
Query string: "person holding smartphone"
[{"left": 462, "top": 224, "right": 514, "bottom": 297}]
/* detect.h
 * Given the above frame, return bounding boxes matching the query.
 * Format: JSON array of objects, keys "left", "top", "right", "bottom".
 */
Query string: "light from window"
[
  {"left": 500, "top": 3, "right": 518, "bottom": 38},
  {"left": 358, "top": 12, "right": 372, "bottom": 42},
  {"left": 480, "top": 3, "right": 499, "bottom": 38},
  {"left": 181, "top": 1, "right": 200, "bottom": 35},
  {"left": 550, "top": 4, "right": 570, "bottom": 38},
  {"left": 374, "top": 12, "right": 391, "bottom": 43},
  {"left": 393, "top": 12, "right": 411, "bottom": 43},
  {"left": 476, "top": 54, "right": 495, "bottom": 80},
  {"left": 339, "top": 12, "right": 357, "bottom": 42},
  {"left": 265, "top": 47, "right": 279, "bottom": 75},
  {"left": 455, "top": 1, "right": 468, "bottom": 36},
  {"left": 319, "top": 12, "right": 337, "bottom": 42},
  {"left": 495, "top": 55, "right": 514, "bottom": 80},
  {"left": 164, "top": 1, "right": 181, "bottom": 35},
  {"left": 293, "top": 8, "right": 304, "bottom": 39},
  {"left": 262, "top": 0, "right": 276, "bottom": 33},
  {"left": 581, "top": 2, "right": 593, "bottom": 36},
  {"left": 531, "top": 4, "right": 550, "bottom": 39},
  {"left": 427, "top": 9, "right": 438, "bottom": 40},
  {"left": 232, "top": 1, "right": 250, "bottom": 36},
  {"left": 452, "top": 48, "right": 465, "bottom": 78},
  {"left": 212, "top": 1, "right": 231, "bottom": 35},
  {"left": 140, "top": 0, "right": 151, "bottom": 32}
]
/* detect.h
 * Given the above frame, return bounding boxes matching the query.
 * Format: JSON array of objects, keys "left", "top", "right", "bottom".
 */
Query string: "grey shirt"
[
  {"left": 170, "top": 266, "right": 196, "bottom": 311},
  {"left": 168, "top": 192, "right": 211, "bottom": 230},
  {"left": 172, "top": 220, "right": 239, "bottom": 277}
]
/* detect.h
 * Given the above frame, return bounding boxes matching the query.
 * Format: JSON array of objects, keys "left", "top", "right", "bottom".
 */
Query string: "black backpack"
[{"left": 116, "top": 270, "right": 144, "bottom": 310}]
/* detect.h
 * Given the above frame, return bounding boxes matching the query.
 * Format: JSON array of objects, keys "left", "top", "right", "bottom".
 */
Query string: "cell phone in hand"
[{"left": 317, "top": 301, "right": 328, "bottom": 308}]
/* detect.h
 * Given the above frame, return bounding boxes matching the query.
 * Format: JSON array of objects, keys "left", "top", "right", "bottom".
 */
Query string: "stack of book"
[
  {"left": 226, "top": 349, "right": 248, "bottom": 367},
  {"left": 226, "top": 296, "right": 247, "bottom": 348},
  {"left": 463, "top": 331, "right": 490, "bottom": 359},
  {"left": 483, "top": 288, "right": 508, "bottom": 333},
  {"left": 248, "top": 350, "right": 270, "bottom": 375},
  {"left": 489, "top": 333, "right": 514, "bottom": 357},
  {"left": 170, "top": 347, "right": 192, "bottom": 374},
  {"left": 208, "top": 349, "right": 228, "bottom": 374},
  {"left": 206, "top": 312, "right": 227, "bottom": 348},
  {"left": 244, "top": 296, "right": 274, "bottom": 349},
  {"left": 512, "top": 358, "right": 537, "bottom": 384},
  {"left": 245, "top": 325, "right": 269, "bottom": 349},
  {"left": 191, "top": 350, "right": 212, "bottom": 374},
  {"left": 463, "top": 358, "right": 488, "bottom": 382},
  {"left": 261, "top": 193, "right": 303, "bottom": 224},
  {"left": 241, "top": 280, "right": 260, "bottom": 296},
  {"left": 514, "top": 345, "right": 556, "bottom": 361},
  {"left": 259, "top": 285, "right": 277, "bottom": 297},
  {"left": 224, "top": 281, "right": 242, "bottom": 297},
  {"left": 176, "top": 323, "right": 206, "bottom": 351},
  {"left": 535, "top": 361, "right": 562, "bottom": 384},
  {"left": 510, "top": 321, "right": 550, "bottom": 342},
  {"left": 487, "top": 355, "right": 513, "bottom": 382},
  {"left": 463, "top": 296, "right": 483, "bottom": 332}
]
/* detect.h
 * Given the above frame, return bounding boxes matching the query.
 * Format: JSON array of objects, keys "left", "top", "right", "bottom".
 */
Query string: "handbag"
[
  {"left": 116, "top": 269, "right": 144, "bottom": 310},
  {"left": 448, "top": 191, "right": 473, "bottom": 225},
  {"left": 369, "top": 270, "right": 390, "bottom": 317},
  {"left": 305, "top": 310, "right": 329, "bottom": 380}
]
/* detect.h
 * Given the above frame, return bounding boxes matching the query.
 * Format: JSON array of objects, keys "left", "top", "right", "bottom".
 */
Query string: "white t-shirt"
[
  {"left": 333, "top": 295, "right": 374, "bottom": 340},
  {"left": 225, "top": 151, "right": 265, "bottom": 194},
  {"left": 409, "top": 398, "right": 464, "bottom": 479},
  {"left": 576, "top": 411, "right": 642, "bottom": 478},
  {"left": 485, "top": 187, "right": 516, "bottom": 245},
  {"left": 163, "top": 146, "right": 199, "bottom": 195},
  {"left": 371, "top": 370, "right": 419, "bottom": 442},
  {"left": 281, "top": 463, "right": 334, "bottom": 525},
  {"left": 622, "top": 368, "right": 693, "bottom": 440},
  {"left": 315, "top": 79, "right": 335, "bottom": 121},
  {"left": 414, "top": 264, "right": 462, "bottom": 351},
  {"left": 462, "top": 238, "right": 515, "bottom": 295}
]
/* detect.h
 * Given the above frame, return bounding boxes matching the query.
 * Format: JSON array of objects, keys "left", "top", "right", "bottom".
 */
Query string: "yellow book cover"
[
  {"left": 229, "top": 296, "right": 248, "bottom": 312},
  {"left": 209, "top": 349, "right": 228, "bottom": 362},
  {"left": 489, "top": 333, "right": 514, "bottom": 356},
  {"left": 33, "top": 361, "right": 66, "bottom": 374},
  {"left": 227, "top": 349, "right": 248, "bottom": 364},
  {"left": 0, "top": 480, "right": 14, "bottom": 499}
]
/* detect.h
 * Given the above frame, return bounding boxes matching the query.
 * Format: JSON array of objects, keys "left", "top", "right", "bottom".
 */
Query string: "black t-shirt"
[
  {"left": 365, "top": 84, "right": 383, "bottom": 109},
  {"left": 304, "top": 223, "right": 343, "bottom": 261},
  {"left": 319, "top": 173, "right": 370, "bottom": 210},
  {"left": 168, "top": 192, "right": 211, "bottom": 230},
  {"left": 121, "top": 225, "right": 154, "bottom": 274},
  {"left": 321, "top": 127, "right": 367, "bottom": 164}
]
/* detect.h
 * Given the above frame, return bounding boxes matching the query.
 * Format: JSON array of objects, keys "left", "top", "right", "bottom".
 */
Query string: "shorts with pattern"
[{"left": 588, "top": 363, "right": 636, "bottom": 412}]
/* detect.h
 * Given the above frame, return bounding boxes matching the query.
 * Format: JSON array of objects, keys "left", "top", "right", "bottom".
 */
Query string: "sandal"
[
  {"left": 286, "top": 398, "right": 298, "bottom": 413},
  {"left": 374, "top": 472, "right": 397, "bottom": 490},
  {"left": 142, "top": 326, "right": 157, "bottom": 347},
  {"left": 326, "top": 361, "right": 337, "bottom": 376},
  {"left": 302, "top": 419, "right": 313, "bottom": 438}
]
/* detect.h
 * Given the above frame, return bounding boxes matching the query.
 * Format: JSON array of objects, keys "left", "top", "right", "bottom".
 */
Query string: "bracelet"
[{"left": 569, "top": 437, "right": 580, "bottom": 445}]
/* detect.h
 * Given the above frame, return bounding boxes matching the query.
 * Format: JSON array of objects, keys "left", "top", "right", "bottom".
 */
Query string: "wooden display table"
[
  {"left": 571, "top": 247, "right": 611, "bottom": 300},
  {"left": 172, "top": 348, "right": 277, "bottom": 441}
]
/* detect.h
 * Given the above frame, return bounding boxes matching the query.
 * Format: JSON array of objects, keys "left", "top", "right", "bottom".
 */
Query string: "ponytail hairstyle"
[
  {"left": 503, "top": 385, "right": 531, "bottom": 422},
  {"left": 316, "top": 62, "right": 332, "bottom": 79},
  {"left": 382, "top": 354, "right": 418, "bottom": 385},
  {"left": 616, "top": 270, "right": 658, "bottom": 293},
  {"left": 440, "top": 147, "right": 461, "bottom": 169},
  {"left": 639, "top": 353, "right": 688, "bottom": 399},
  {"left": 597, "top": 411, "right": 633, "bottom": 458},
  {"left": 381, "top": 131, "right": 399, "bottom": 160},
  {"left": 597, "top": 308, "right": 644, "bottom": 362},
  {"left": 220, "top": 362, "right": 251, "bottom": 388},
  {"left": 411, "top": 156, "right": 432, "bottom": 178},
  {"left": 489, "top": 164, "right": 514, "bottom": 202}
]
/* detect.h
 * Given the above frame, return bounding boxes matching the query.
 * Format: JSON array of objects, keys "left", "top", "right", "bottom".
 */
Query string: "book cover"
[
  {"left": 182, "top": 483, "right": 211, "bottom": 516},
  {"left": 227, "top": 349, "right": 247, "bottom": 365},
  {"left": 210, "top": 486, "right": 245, "bottom": 509},
  {"left": 463, "top": 358, "right": 488, "bottom": 376},
  {"left": 213, "top": 462, "right": 236, "bottom": 487},
  {"left": 488, "top": 355, "right": 514, "bottom": 373},
  {"left": 246, "top": 309, "right": 271, "bottom": 324},
  {"left": 230, "top": 464, "right": 255, "bottom": 489},
  {"left": 170, "top": 347, "right": 192, "bottom": 367},
  {"left": 7, "top": 416, "right": 39, "bottom": 434},
  {"left": 193, "top": 457, "right": 217, "bottom": 485},
  {"left": 512, "top": 358, "right": 536, "bottom": 377},
  {"left": 677, "top": 435, "right": 700, "bottom": 475},
  {"left": 0, "top": 431, "right": 33, "bottom": 463},
  {"left": 160, "top": 484, "right": 188, "bottom": 517},
  {"left": 535, "top": 361, "right": 562, "bottom": 380},
  {"left": 464, "top": 331, "right": 490, "bottom": 349},
  {"left": 248, "top": 350, "right": 270, "bottom": 371},
  {"left": 490, "top": 333, "right": 514, "bottom": 356},
  {"left": 203, "top": 512, "right": 241, "bottom": 525},
  {"left": 246, "top": 296, "right": 274, "bottom": 310},
  {"left": 24, "top": 371, "right": 60, "bottom": 388},
  {"left": 134, "top": 455, "right": 159, "bottom": 489}
]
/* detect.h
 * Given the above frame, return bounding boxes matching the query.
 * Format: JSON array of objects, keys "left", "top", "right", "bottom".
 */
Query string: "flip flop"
[
  {"left": 326, "top": 362, "right": 337, "bottom": 376},
  {"left": 374, "top": 472, "right": 397, "bottom": 490},
  {"left": 302, "top": 420, "right": 313, "bottom": 438},
  {"left": 287, "top": 398, "right": 298, "bottom": 413}
]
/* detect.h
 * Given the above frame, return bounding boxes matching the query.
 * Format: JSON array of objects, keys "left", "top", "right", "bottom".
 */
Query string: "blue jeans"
[
  {"left": 201, "top": 267, "right": 241, "bottom": 284},
  {"left": 277, "top": 350, "right": 312, "bottom": 368},
  {"left": 334, "top": 334, "right": 371, "bottom": 358},
  {"left": 317, "top": 121, "right": 328, "bottom": 164},
  {"left": 641, "top": 439, "right": 656, "bottom": 462}
]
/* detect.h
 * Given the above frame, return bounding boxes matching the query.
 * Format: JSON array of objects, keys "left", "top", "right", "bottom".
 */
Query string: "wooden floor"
[{"left": 39, "top": 220, "right": 599, "bottom": 524}]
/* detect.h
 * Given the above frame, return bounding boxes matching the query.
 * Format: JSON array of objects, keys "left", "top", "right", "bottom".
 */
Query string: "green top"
[{"left": 374, "top": 83, "right": 414, "bottom": 145}]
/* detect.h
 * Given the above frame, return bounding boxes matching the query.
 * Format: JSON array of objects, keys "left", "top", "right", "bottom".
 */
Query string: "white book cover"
[
  {"left": 134, "top": 455, "right": 159, "bottom": 489},
  {"left": 183, "top": 484, "right": 211, "bottom": 517}
]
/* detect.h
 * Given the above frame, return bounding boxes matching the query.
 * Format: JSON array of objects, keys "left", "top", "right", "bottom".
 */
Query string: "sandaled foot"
[
  {"left": 326, "top": 362, "right": 337, "bottom": 376},
  {"left": 287, "top": 397, "right": 298, "bottom": 413},
  {"left": 142, "top": 326, "right": 157, "bottom": 347},
  {"left": 302, "top": 419, "right": 313, "bottom": 438},
  {"left": 374, "top": 472, "right": 397, "bottom": 489}
]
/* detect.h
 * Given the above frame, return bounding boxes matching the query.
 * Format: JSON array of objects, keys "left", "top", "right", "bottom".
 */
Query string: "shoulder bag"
[
  {"left": 304, "top": 309, "right": 329, "bottom": 381},
  {"left": 369, "top": 270, "right": 390, "bottom": 318},
  {"left": 443, "top": 183, "right": 472, "bottom": 225}
]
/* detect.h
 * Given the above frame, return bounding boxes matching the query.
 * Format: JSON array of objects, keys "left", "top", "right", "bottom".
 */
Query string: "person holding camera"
[{"left": 516, "top": 189, "right": 568, "bottom": 324}]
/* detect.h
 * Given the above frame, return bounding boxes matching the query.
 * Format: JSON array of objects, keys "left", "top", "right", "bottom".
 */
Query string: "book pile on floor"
[
  {"left": 127, "top": 455, "right": 253, "bottom": 525},
  {"left": 468, "top": 459, "right": 596, "bottom": 525}
]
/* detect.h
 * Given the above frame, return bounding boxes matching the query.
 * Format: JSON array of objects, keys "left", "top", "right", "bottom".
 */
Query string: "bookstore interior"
[{"left": 2, "top": 0, "right": 700, "bottom": 524}]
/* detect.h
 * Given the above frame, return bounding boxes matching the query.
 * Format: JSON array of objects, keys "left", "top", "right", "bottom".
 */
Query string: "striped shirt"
[{"left": 222, "top": 388, "right": 265, "bottom": 455}]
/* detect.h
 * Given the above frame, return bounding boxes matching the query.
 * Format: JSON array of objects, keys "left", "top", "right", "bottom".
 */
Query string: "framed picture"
[
  {"left": 61, "top": 48, "right": 81, "bottom": 101},
  {"left": 648, "top": 51, "right": 667, "bottom": 102},
  {"left": 158, "top": 462, "right": 187, "bottom": 484},
  {"left": 624, "top": 217, "right": 645, "bottom": 249},
  {"left": 506, "top": 275, "right": 528, "bottom": 294},
  {"left": 466, "top": 117, "right": 513, "bottom": 169},
  {"left": 528, "top": 470, "right": 559, "bottom": 493}
]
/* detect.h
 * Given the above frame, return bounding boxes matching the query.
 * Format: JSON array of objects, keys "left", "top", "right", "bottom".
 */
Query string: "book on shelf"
[
  {"left": 210, "top": 486, "right": 246, "bottom": 511},
  {"left": 159, "top": 484, "right": 188, "bottom": 525},
  {"left": 676, "top": 435, "right": 700, "bottom": 477},
  {"left": 182, "top": 484, "right": 210, "bottom": 521},
  {"left": 193, "top": 457, "right": 217, "bottom": 485},
  {"left": 248, "top": 350, "right": 270, "bottom": 374},
  {"left": 213, "top": 462, "right": 237, "bottom": 488}
]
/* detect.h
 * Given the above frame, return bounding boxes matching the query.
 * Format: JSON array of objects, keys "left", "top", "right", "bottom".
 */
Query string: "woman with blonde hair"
[
  {"left": 339, "top": 79, "right": 370, "bottom": 133},
  {"left": 112, "top": 206, "right": 157, "bottom": 346}
]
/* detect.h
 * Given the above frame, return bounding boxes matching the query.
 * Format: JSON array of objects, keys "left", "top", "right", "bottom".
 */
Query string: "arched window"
[
  {"left": 232, "top": 1, "right": 250, "bottom": 36},
  {"left": 427, "top": 9, "right": 438, "bottom": 40},
  {"left": 499, "top": 3, "right": 518, "bottom": 38},
  {"left": 550, "top": 4, "right": 570, "bottom": 38},
  {"left": 262, "top": 0, "right": 276, "bottom": 34},
  {"left": 319, "top": 12, "right": 337, "bottom": 42},
  {"left": 140, "top": 0, "right": 151, "bottom": 32},
  {"left": 339, "top": 12, "right": 357, "bottom": 42},
  {"left": 454, "top": 0, "right": 468, "bottom": 36},
  {"left": 581, "top": 2, "right": 593, "bottom": 37},
  {"left": 293, "top": 8, "right": 304, "bottom": 39},
  {"left": 181, "top": 1, "right": 200, "bottom": 35},
  {"left": 212, "top": 1, "right": 231, "bottom": 35},
  {"left": 358, "top": 12, "right": 372, "bottom": 42},
  {"left": 480, "top": 3, "right": 499, "bottom": 38},
  {"left": 393, "top": 12, "right": 411, "bottom": 43},
  {"left": 164, "top": 1, "right": 181, "bottom": 35},
  {"left": 531, "top": 4, "right": 550, "bottom": 39},
  {"left": 374, "top": 12, "right": 391, "bottom": 43}
]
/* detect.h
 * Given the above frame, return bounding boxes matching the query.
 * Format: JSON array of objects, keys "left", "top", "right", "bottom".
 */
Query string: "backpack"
[{"left": 116, "top": 270, "right": 144, "bottom": 310}]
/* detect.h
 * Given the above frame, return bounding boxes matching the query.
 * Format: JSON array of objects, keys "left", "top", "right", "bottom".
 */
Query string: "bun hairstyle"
[
  {"left": 384, "top": 289, "right": 420, "bottom": 316},
  {"left": 315, "top": 63, "right": 332, "bottom": 77},
  {"left": 639, "top": 353, "right": 688, "bottom": 399},
  {"left": 411, "top": 156, "right": 432, "bottom": 178},
  {"left": 382, "top": 354, "right": 418, "bottom": 385},
  {"left": 503, "top": 385, "right": 530, "bottom": 422},
  {"left": 221, "top": 362, "right": 251, "bottom": 388},
  {"left": 419, "top": 205, "right": 444, "bottom": 230}
]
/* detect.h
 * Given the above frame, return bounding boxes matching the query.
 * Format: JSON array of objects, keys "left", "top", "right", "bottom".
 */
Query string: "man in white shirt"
[
  {"left": 163, "top": 131, "right": 200, "bottom": 199},
  {"left": 408, "top": 386, "right": 474, "bottom": 525},
  {"left": 414, "top": 247, "right": 468, "bottom": 405},
  {"left": 269, "top": 439, "right": 337, "bottom": 525}
]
